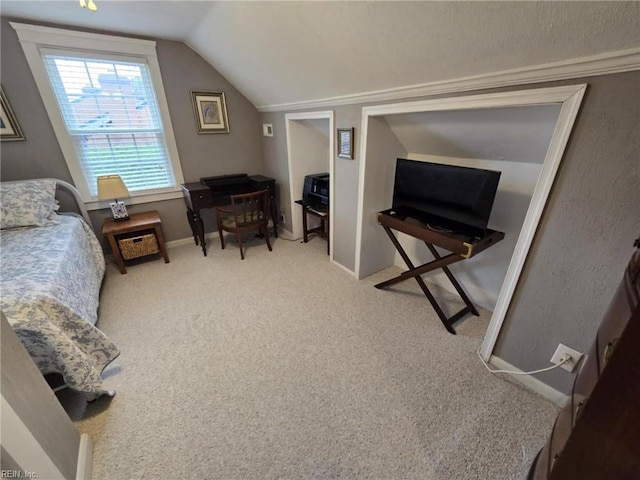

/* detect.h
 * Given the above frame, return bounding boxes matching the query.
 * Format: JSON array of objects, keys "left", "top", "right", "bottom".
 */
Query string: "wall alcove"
[
  {"left": 285, "top": 111, "right": 334, "bottom": 257},
  {"left": 354, "top": 85, "right": 586, "bottom": 359}
]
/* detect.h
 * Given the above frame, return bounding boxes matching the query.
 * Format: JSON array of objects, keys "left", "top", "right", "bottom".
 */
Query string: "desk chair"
[{"left": 216, "top": 189, "right": 272, "bottom": 260}]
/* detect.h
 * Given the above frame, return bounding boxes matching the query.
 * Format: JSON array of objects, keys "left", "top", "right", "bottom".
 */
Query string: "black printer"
[{"left": 302, "top": 173, "right": 329, "bottom": 209}]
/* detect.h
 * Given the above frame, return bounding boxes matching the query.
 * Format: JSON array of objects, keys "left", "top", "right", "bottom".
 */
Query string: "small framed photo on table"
[
  {"left": 1, "top": 87, "right": 25, "bottom": 141},
  {"left": 337, "top": 127, "right": 354, "bottom": 159},
  {"left": 191, "top": 91, "right": 230, "bottom": 134}
]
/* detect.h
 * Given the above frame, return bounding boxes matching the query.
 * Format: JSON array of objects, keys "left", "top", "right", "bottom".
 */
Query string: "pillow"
[{"left": 0, "top": 179, "right": 60, "bottom": 229}]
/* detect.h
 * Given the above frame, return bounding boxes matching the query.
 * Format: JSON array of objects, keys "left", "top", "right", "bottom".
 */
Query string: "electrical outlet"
[
  {"left": 280, "top": 213, "right": 286, "bottom": 225},
  {"left": 550, "top": 343, "right": 583, "bottom": 373}
]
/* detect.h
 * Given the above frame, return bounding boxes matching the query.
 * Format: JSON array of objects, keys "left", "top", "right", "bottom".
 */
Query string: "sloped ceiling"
[
  {"left": 385, "top": 105, "right": 562, "bottom": 164},
  {"left": 1, "top": 1, "right": 638, "bottom": 110}
]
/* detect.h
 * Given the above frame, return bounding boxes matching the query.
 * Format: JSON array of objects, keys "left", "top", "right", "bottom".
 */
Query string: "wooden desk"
[
  {"left": 101, "top": 211, "right": 170, "bottom": 274},
  {"left": 182, "top": 174, "right": 277, "bottom": 256},
  {"left": 295, "top": 200, "right": 329, "bottom": 255},
  {"left": 375, "top": 209, "right": 504, "bottom": 334}
]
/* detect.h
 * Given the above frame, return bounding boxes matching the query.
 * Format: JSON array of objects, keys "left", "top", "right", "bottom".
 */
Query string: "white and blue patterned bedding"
[{"left": 0, "top": 214, "right": 119, "bottom": 395}]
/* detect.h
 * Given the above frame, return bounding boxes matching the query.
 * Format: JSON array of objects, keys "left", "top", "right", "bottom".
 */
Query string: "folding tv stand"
[{"left": 375, "top": 209, "right": 505, "bottom": 334}]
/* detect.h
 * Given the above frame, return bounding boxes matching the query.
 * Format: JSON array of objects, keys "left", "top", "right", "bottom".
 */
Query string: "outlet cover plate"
[{"left": 550, "top": 343, "right": 583, "bottom": 372}]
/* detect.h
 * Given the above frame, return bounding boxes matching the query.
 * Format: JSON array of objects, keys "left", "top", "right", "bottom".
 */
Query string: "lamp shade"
[{"left": 97, "top": 175, "right": 129, "bottom": 200}]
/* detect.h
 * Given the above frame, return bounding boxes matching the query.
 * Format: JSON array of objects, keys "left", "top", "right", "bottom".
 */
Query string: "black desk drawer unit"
[{"left": 181, "top": 174, "right": 277, "bottom": 256}]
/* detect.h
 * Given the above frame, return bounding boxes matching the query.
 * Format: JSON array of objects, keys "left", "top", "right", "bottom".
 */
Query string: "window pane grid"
[
  {"left": 42, "top": 53, "right": 175, "bottom": 196},
  {"left": 73, "top": 132, "right": 172, "bottom": 194}
]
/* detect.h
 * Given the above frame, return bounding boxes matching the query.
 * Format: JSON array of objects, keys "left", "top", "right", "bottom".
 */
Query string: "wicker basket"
[{"left": 118, "top": 233, "right": 159, "bottom": 260}]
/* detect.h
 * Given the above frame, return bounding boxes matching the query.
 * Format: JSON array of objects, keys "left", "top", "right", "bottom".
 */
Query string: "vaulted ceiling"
[{"left": 1, "top": 1, "right": 639, "bottom": 110}]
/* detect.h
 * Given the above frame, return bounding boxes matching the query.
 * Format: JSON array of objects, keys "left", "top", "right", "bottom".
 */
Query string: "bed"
[{"left": 0, "top": 178, "right": 119, "bottom": 397}]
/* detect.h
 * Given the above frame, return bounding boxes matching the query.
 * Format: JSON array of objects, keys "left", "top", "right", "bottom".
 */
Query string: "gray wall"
[
  {"left": 261, "top": 71, "right": 640, "bottom": 395},
  {"left": 261, "top": 104, "right": 363, "bottom": 267},
  {"left": 494, "top": 72, "right": 640, "bottom": 393},
  {"left": 0, "top": 16, "right": 264, "bottom": 244}
]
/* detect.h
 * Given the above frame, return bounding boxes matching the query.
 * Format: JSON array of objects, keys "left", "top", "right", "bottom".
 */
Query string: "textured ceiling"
[{"left": 2, "top": 1, "right": 638, "bottom": 109}]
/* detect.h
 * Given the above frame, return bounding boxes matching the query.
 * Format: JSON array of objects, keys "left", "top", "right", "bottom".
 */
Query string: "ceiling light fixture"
[{"left": 79, "top": 0, "right": 98, "bottom": 12}]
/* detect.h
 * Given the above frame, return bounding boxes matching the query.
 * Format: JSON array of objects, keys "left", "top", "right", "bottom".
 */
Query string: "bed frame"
[{"left": 2, "top": 178, "right": 94, "bottom": 230}]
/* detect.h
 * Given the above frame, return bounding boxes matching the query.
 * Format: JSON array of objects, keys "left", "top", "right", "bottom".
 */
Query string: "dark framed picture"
[
  {"left": 1, "top": 87, "right": 25, "bottom": 141},
  {"left": 337, "top": 127, "right": 354, "bottom": 159},
  {"left": 191, "top": 91, "right": 230, "bottom": 134}
]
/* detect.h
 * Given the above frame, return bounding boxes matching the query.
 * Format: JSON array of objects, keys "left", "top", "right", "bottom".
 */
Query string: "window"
[{"left": 12, "top": 23, "right": 184, "bottom": 205}]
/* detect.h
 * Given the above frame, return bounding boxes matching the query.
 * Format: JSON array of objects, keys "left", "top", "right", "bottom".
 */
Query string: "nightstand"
[{"left": 101, "top": 210, "right": 170, "bottom": 274}]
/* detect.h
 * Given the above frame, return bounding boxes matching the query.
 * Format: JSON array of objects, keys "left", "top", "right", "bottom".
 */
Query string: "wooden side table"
[
  {"left": 101, "top": 211, "right": 170, "bottom": 274},
  {"left": 375, "top": 209, "right": 504, "bottom": 333}
]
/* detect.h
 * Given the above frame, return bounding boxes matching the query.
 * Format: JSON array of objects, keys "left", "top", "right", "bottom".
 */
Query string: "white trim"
[
  {"left": 354, "top": 85, "right": 586, "bottom": 362},
  {"left": 488, "top": 355, "right": 569, "bottom": 407},
  {"left": 165, "top": 229, "right": 299, "bottom": 251},
  {"left": 258, "top": 48, "right": 639, "bottom": 112},
  {"left": 480, "top": 87, "right": 585, "bottom": 360},
  {"left": 285, "top": 111, "right": 335, "bottom": 261},
  {"left": 11, "top": 22, "right": 185, "bottom": 203},
  {"left": 353, "top": 112, "right": 370, "bottom": 279},
  {"left": 1, "top": 395, "right": 65, "bottom": 479},
  {"left": 85, "top": 189, "right": 184, "bottom": 211},
  {"left": 331, "top": 259, "right": 356, "bottom": 277},
  {"left": 10, "top": 22, "right": 157, "bottom": 55},
  {"left": 165, "top": 231, "right": 219, "bottom": 250},
  {"left": 166, "top": 230, "right": 356, "bottom": 277},
  {"left": 276, "top": 226, "right": 295, "bottom": 241},
  {"left": 76, "top": 434, "right": 93, "bottom": 480}
]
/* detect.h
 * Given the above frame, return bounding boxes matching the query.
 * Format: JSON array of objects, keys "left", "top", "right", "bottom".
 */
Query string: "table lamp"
[{"left": 97, "top": 174, "right": 130, "bottom": 221}]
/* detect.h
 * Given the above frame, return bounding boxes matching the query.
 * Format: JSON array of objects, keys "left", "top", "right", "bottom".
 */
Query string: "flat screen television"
[{"left": 391, "top": 158, "right": 501, "bottom": 239}]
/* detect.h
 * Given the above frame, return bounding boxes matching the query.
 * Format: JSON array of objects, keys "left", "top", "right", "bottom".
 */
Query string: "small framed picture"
[
  {"left": 191, "top": 91, "right": 230, "bottom": 134},
  {"left": 1, "top": 87, "right": 25, "bottom": 141},
  {"left": 337, "top": 127, "right": 354, "bottom": 159}
]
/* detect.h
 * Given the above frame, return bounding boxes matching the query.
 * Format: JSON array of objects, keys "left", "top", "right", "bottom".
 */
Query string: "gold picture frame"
[
  {"left": 1, "top": 87, "right": 25, "bottom": 141},
  {"left": 191, "top": 91, "right": 230, "bottom": 134},
  {"left": 337, "top": 127, "right": 354, "bottom": 159}
]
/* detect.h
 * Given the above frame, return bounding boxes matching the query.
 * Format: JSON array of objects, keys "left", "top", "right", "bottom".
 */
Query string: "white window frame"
[{"left": 11, "top": 22, "right": 185, "bottom": 209}]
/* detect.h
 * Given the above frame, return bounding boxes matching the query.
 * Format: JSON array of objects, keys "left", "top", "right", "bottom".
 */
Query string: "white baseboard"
[
  {"left": 166, "top": 226, "right": 294, "bottom": 249},
  {"left": 163, "top": 226, "right": 360, "bottom": 276},
  {"left": 276, "top": 225, "right": 295, "bottom": 240},
  {"left": 76, "top": 433, "right": 93, "bottom": 480},
  {"left": 331, "top": 259, "right": 356, "bottom": 277},
  {"left": 489, "top": 355, "right": 569, "bottom": 407},
  {"left": 166, "top": 232, "right": 218, "bottom": 249}
]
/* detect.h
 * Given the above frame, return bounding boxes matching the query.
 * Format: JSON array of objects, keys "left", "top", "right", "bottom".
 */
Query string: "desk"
[
  {"left": 375, "top": 209, "right": 504, "bottom": 334},
  {"left": 182, "top": 174, "right": 277, "bottom": 256},
  {"left": 295, "top": 200, "right": 329, "bottom": 255}
]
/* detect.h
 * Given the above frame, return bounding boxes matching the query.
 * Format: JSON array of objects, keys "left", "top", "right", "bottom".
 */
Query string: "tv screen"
[{"left": 392, "top": 158, "right": 501, "bottom": 238}]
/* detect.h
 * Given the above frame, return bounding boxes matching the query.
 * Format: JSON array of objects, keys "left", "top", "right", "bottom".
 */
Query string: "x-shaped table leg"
[{"left": 374, "top": 224, "right": 479, "bottom": 334}]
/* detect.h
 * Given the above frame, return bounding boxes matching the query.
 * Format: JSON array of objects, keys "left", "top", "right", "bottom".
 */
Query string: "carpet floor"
[{"left": 58, "top": 234, "right": 558, "bottom": 480}]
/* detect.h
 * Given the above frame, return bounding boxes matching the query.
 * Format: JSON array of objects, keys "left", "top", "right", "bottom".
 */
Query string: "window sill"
[{"left": 86, "top": 189, "right": 183, "bottom": 211}]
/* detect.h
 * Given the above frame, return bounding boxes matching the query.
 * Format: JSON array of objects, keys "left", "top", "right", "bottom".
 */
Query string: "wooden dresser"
[{"left": 529, "top": 238, "right": 640, "bottom": 479}]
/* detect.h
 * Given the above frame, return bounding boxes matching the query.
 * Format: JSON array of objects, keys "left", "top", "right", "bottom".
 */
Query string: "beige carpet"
[{"left": 58, "top": 234, "right": 558, "bottom": 480}]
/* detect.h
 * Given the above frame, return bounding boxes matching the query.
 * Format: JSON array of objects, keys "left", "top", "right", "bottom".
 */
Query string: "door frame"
[
  {"left": 285, "top": 111, "right": 335, "bottom": 258},
  {"left": 354, "top": 84, "right": 587, "bottom": 360}
]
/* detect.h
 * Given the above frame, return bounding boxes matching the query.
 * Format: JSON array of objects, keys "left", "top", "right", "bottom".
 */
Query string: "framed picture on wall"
[
  {"left": 191, "top": 91, "right": 230, "bottom": 134},
  {"left": 1, "top": 87, "right": 25, "bottom": 141},
  {"left": 337, "top": 127, "right": 354, "bottom": 159}
]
